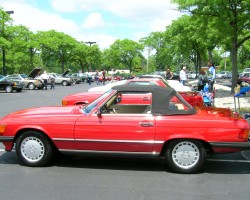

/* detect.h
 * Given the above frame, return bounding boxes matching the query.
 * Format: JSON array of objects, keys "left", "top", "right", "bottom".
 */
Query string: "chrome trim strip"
[
  {"left": 52, "top": 138, "right": 164, "bottom": 144},
  {"left": 59, "top": 149, "right": 160, "bottom": 157},
  {"left": 52, "top": 138, "right": 74, "bottom": 141},
  {"left": 75, "top": 139, "right": 163, "bottom": 144}
]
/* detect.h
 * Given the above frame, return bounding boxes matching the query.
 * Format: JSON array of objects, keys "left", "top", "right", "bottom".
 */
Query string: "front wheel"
[
  {"left": 28, "top": 83, "right": 36, "bottom": 90},
  {"left": 5, "top": 85, "right": 13, "bottom": 93},
  {"left": 165, "top": 139, "right": 206, "bottom": 173},
  {"left": 16, "top": 131, "right": 53, "bottom": 167}
]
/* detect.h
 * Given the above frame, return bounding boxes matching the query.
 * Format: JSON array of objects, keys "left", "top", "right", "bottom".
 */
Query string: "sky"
[{"left": 1, "top": 0, "right": 182, "bottom": 49}]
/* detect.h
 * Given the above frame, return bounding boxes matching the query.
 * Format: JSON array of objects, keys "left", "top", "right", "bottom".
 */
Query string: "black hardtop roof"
[{"left": 111, "top": 85, "right": 195, "bottom": 116}]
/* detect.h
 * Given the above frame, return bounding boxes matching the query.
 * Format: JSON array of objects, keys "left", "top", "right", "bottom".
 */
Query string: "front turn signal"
[
  {"left": 239, "top": 129, "right": 250, "bottom": 139},
  {"left": 0, "top": 124, "right": 6, "bottom": 135},
  {"left": 62, "top": 100, "right": 68, "bottom": 106}
]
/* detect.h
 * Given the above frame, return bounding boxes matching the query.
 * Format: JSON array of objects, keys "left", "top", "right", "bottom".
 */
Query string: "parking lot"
[{"left": 1, "top": 83, "right": 250, "bottom": 200}]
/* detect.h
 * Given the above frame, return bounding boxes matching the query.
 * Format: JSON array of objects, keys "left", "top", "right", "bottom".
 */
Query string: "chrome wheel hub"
[
  {"left": 20, "top": 137, "right": 45, "bottom": 162},
  {"left": 172, "top": 141, "right": 199, "bottom": 169}
]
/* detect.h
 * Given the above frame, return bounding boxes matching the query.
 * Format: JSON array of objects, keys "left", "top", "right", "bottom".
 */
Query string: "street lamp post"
[{"left": 2, "top": 10, "right": 14, "bottom": 75}]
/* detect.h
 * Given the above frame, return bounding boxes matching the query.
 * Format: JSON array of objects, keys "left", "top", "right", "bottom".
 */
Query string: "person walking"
[
  {"left": 40, "top": 71, "right": 49, "bottom": 90},
  {"left": 179, "top": 66, "right": 187, "bottom": 85},
  {"left": 208, "top": 62, "right": 216, "bottom": 92}
]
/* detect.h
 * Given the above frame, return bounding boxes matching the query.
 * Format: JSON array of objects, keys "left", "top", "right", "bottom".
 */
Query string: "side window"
[{"left": 169, "top": 96, "right": 188, "bottom": 111}]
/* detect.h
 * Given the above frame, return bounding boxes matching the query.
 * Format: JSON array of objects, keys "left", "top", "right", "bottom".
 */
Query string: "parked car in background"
[
  {"left": 138, "top": 74, "right": 191, "bottom": 92},
  {"left": 0, "top": 75, "right": 5, "bottom": 79},
  {"left": 47, "top": 72, "right": 73, "bottom": 86},
  {"left": 1, "top": 85, "right": 250, "bottom": 173},
  {"left": 70, "top": 73, "right": 87, "bottom": 84},
  {"left": 6, "top": 68, "right": 43, "bottom": 90},
  {"left": 0, "top": 76, "right": 24, "bottom": 93},
  {"left": 216, "top": 71, "right": 232, "bottom": 79},
  {"left": 238, "top": 72, "right": 250, "bottom": 84},
  {"left": 62, "top": 78, "right": 203, "bottom": 107},
  {"left": 187, "top": 71, "right": 198, "bottom": 79}
]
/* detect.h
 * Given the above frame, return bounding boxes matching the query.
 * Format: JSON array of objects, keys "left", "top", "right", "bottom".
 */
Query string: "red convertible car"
[
  {"left": 62, "top": 78, "right": 204, "bottom": 107},
  {"left": 0, "top": 85, "right": 249, "bottom": 173}
]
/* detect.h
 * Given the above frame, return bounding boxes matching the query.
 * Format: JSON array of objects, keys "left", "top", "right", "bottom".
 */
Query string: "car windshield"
[
  {"left": 20, "top": 74, "right": 28, "bottom": 78},
  {"left": 83, "top": 89, "right": 114, "bottom": 114}
]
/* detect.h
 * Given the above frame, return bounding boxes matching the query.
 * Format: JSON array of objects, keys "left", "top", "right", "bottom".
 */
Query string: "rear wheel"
[
  {"left": 16, "top": 131, "right": 54, "bottom": 167},
  {"left": 62, "top": 80, "right": 68, "bottom": 86},
  {"left": 5, "top": 85, "right": 13, "bottom": 93},
  {"left": 165, "top": 139, "right": 206, "bottom": 173}
]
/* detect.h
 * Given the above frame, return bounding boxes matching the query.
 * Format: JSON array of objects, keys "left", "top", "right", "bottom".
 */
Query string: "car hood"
[
  {"left": 28, "top": 68, "right": 42, "bottom": 78},
  {"left": 62, "top": 69, "right": 71, "bottom": 77},
  {"left": 2, "top": 106, "right": 82, "bottom": 120}
]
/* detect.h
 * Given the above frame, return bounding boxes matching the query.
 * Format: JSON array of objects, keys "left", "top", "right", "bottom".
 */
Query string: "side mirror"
[{"left": 116, "top": 97, "right": 122, "bottom": 103}]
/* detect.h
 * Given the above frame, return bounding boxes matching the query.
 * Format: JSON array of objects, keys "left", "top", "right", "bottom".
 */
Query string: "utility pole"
[{"left": 2, "top": 10, "right": 14, "bottom": 75}]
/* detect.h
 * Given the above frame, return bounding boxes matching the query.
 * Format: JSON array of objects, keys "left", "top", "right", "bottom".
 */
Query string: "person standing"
[
  {"left": 49, "top": 74, "right": 55, "bottom": 89},
  {"left": 40, "top": 71, "right": 48, "bottom": 90},
  {"left": 208, "top": 62, "right": 216, "bottom": 92},
  {"left": 94, "top": 70, "right": 99, "bottom": 85},
  {"left": 102, "top": 70, "right": 106, "bottom": 85},
  {"left": 165, "top": 68, "right": 174, "bottom": 80},
  {"left": 197, "top": 69, "right": 208, "bottom": 91},
  {"left": 179, "top": 66, "right": 187, "bottom": 85}
]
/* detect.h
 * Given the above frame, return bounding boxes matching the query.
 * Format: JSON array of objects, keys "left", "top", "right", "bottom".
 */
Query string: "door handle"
[
  {"left": 139, "top": 122, "right": 154, "bottom": 127},
  {"left": 142, "top": 97, "right": 150, "bottom": 101}
]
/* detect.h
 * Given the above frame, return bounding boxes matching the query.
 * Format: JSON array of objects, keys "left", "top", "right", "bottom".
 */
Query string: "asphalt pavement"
[{"left": 1, "top": 82, "right": 250, "bottom": 200}]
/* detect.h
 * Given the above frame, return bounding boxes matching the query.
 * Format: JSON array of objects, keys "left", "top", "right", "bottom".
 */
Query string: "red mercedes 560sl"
[{"left": 0, "top": 85, "right": 249, "bottom": 173}]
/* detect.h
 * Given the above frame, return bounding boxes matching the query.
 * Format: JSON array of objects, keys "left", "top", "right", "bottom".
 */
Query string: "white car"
[
  {"left": 216, "top": 71, "right": 231, "bottom": 79},
  {"left": 47, "top": 72, "right": 72, "bottom": 86}
]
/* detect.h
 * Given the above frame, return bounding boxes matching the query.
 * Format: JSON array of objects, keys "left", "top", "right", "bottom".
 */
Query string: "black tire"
[
  {"left": 16, "top": 88, "right": 22, "bottom": 92},
  {"left": 28, "top": 83, "right": 35, "bottom": 90},
  {"left": 165, "top": 139, "right": 206, "bottom": 173},
  {"left": 5, "top": 85, "right": 13, "bottom": 93},
  {"left": 16, "top": 131, "right": 53, "bottom": 167}
]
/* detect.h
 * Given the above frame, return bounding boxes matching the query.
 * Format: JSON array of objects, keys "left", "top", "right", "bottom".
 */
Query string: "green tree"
[
  {"left": 37, "top": 30, "right": 77, "bottom": 73},
  {"left": 109, "top": 39, "right": 144, "bottom": 73},
  {"left": 173, "top": 0, "right": 250, "bottom": 92}
]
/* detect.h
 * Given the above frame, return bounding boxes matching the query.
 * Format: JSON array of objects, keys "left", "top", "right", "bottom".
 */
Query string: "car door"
[{"left": 74, "top": 113, "right": 156, "bottom": 154}]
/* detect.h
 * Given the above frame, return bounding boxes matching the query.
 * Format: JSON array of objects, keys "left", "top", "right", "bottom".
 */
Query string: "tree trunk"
[{"left": 230, "top": 29, "right": 238, "bottom": 94}]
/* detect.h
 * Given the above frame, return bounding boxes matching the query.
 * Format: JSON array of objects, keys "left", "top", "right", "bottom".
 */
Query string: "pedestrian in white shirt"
[
  {"left": 179, "top": 66, "right": 187, "bottom": 86},
  {"left": 40, "top": 71, "right": 49, "bottom": 90}
]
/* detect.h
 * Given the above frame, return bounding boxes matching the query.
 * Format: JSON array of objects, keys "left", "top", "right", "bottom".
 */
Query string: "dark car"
[
  {"left": 0, "top": 77, "right": 24, "bottom": 93},
  {"left": 238, "top": 73, "right": 250, "bottom": 84}
]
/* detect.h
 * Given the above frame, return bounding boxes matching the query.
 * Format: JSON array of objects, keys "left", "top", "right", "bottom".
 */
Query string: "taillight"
[{"left": 238, "top": 129, "right": 250, "bottom": 139}]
